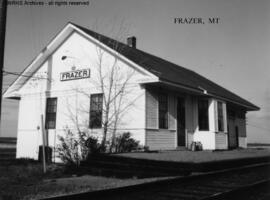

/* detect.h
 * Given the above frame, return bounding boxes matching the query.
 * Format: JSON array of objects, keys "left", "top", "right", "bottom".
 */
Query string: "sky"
[{"left": 1, "top": 0, "right": 270, "bottom": 143}]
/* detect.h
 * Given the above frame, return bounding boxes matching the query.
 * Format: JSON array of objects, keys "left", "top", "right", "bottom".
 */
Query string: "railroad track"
[{"left": 41, "top": 162, "right": 270, "bottom": 200}]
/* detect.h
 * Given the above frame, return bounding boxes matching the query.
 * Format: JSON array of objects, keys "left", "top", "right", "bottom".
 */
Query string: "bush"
[
  {"left": 85, "top": 136, "right": 105, "bottom": 155},
  {"left": 114, "top": 132, "right": 139, "bottom": 153},
  {"left": 56, "top": 129, "right": 88, "bottom": 167}
]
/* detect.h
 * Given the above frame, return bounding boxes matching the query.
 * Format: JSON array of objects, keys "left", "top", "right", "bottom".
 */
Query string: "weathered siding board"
[
  {"left": 215, "top": 132, "right": 228, "bottom": 149},
  {"left": 145, "top": 90, "right": 158, "bottom": 129},
  {"left": 146, "top": 129, "right": 176, "bottom": 150}
]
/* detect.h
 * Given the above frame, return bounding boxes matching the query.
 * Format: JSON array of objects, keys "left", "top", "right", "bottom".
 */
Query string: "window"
[
  {"left": 45, "top": 98, "right": 57, "bottom": 129},
  {"left": 236, "top": 111, "right": 246, "bottom": 119},
  {"left": 89, "top": 94, "right": 103, "bottom": 128},
  {"left": 198, "top": 99, "right": 209, "bottom": 131},
  {"left": 218, "top": 101, "right": 224, "bottom": 132},
  {"left": 158, "top": 93, "right": 168, "bottom": 129}
]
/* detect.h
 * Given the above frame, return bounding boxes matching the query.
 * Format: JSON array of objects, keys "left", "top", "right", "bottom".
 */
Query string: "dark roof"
[{"left": 71, "top": 23, "right": 259, "bottom": 111}]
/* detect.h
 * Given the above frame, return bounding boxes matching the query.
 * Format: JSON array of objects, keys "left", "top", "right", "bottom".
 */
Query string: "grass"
[
  {"left": 0, "top": 158, "right": 172, "bottom": 200},
  {"left": 1, "top": 148, "right": 269, "bottom": 199},
  {"left": 117, "top": 148, "right": 270, "bottom": 163}
]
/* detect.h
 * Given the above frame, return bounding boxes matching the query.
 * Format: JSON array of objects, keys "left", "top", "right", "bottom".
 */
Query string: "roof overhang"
[{"left": 144, "top": 79, "right": 260, "bottom": 111}]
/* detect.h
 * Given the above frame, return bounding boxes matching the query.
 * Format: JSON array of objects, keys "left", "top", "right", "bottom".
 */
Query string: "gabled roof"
[
  {"left": 71, "top": 23, "right": 259, "bottom": 111},
  {"left": 4, "top": 22, "right": 259, "bottom": 111}
]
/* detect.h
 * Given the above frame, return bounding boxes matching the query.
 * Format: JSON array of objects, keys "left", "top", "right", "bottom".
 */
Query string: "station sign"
[{"left": 60, "top": 69, "right": 90, "bottom": 81}]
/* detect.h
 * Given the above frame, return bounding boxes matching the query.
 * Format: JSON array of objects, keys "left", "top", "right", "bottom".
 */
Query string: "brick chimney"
[{"left": 127, "top": 36, "right": 136, "bottom": 48}]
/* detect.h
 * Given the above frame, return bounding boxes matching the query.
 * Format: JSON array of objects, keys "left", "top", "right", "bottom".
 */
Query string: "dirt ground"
[
  {"left": 1, "top": 148, "right": 269, "bottom": 199},
  {"left": 0, "top": 159, "right": 172, "bottom": 200}
]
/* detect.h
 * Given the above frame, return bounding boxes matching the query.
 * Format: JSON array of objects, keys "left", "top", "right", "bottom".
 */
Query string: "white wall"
[
  {"left": 239, "top": 137, "right": 247, "bottom": 148},
  {"left": 192, "top": 98, "right": 217, "bottom": 150},
  {"left": 145, "top": 93, "right": 230, "bottom": 150},
  {"left": 227, "top": 111, "right": 247, "bottom": 148},
  {"left": 16, "top": 31, "right": 152, "bottom": 159},
  {"left": 192, "top": 99, "right": 229, "bottom": 150},
  {"left": 16, "top": 95, "right": 46, "bottom": 159}
]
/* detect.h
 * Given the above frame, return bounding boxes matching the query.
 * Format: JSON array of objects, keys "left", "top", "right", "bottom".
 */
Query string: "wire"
[
  {"left": 2, "top": 70, "right": 49, "bottom": 80},
  {"left": 247, "top": 123, "right": 270, "bottom": 132}
]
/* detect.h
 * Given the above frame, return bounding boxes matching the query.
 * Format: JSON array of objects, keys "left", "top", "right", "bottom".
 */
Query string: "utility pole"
[
  {"left": 40, "top": 114, "right": 47, "bottom": 173},
  {"left": 0, "top": 0, "right": 7, "bottom": 122}
]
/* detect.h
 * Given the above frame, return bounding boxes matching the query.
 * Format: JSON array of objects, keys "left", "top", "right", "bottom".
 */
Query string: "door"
[
  {"left": 228, "top": 118, "right": 238, "bottom": 149},
  {"left": 235, "top": 126, "right": 239, "bottom": 147},
  {"left": 177, "top": 98, "right": 186, "bottom": 146}
]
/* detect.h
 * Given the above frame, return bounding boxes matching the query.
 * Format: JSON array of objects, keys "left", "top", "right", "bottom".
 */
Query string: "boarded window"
[
  {"left": 159, "top": 93, "right": 168, "bottom": 129},
  {"left": 198, "top": 99, "right": 209, "bottom": 131},
  {"left": 89, "top": 94, "right": 103, "bottom": 128},
  {"left": 218, "top": 101, "right": 224, "bottom": 132},
  {"left": 45, "top": 98, "right": 57, "bottom": 129}
]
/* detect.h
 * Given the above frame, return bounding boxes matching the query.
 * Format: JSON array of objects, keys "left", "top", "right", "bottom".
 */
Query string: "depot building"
[{"left": 4, "top": 22, "right": 259, "bottom": 160}]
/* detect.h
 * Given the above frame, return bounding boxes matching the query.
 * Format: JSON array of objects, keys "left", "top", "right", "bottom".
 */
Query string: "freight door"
[
  {"left": 228, "top": 118, "right": 238, "bottom": 148},
  {"left": 177, "top": 98, "right": 186, "bottom": 146}
]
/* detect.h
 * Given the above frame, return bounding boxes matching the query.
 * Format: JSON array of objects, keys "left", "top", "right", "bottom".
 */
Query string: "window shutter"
[
  {"left": 223, "top": 103, "right": 228, "bottom": 133},
  {"left": 146, "top": 90, "right": 158, "bottom": 129},
  {"left": 214, "top": 100, "right": 218, "bottom": 132},
  {"left": 168, "top": 94, "right": 176, "bottom": 130}
]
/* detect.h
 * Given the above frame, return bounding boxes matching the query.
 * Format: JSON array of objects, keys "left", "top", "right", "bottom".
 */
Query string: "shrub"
[
  {"left": 85, "top": 136, "right": 105, "bottom": 155},
  {"left": 114, "top": 132, "right": 139, "bottom": 153},
  {"left": 56, "top": 129, "right": 88, "bottom": 167}
]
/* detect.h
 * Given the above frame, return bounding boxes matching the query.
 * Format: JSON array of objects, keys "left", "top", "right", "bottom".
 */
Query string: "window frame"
[
  {"left": 198, "top": 99, "right": 209, "bottom": 131},
  {"left": 89, "top": 93, "right": 103, "bottom": 129},
  {"left": 158, "top": 93, "right": 168, "bottom": 129},
  {"left": 45, "top": 97, "right": 57, "bottom": 129}
]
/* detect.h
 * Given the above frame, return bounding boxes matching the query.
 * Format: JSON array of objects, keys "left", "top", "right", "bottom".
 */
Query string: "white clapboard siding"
[
  {"left": 146, "top": 130, "right": 176, "bottom": 150},
  {"left": 215, "top": 132, "right": 228, "bottom": 149}
]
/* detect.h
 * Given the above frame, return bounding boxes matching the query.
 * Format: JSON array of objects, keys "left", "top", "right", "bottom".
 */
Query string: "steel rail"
[{"left": 40, "top": 162, "right": 270, "bottom": 200}]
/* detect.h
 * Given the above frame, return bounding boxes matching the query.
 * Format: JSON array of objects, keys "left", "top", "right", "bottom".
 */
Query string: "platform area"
[{"left": 117, "top": 148, "right": 270, "bottom": 163}]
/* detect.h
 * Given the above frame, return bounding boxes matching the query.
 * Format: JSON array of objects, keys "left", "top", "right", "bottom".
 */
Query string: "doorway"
[
  {"left": 228, "top": 119, "right": 239, "bottom": 149},
  {"left": 177, "top": 97, "right": 186, "bottom": 146}
]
